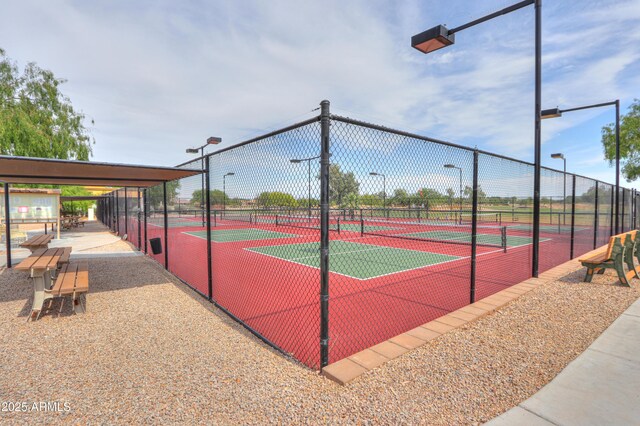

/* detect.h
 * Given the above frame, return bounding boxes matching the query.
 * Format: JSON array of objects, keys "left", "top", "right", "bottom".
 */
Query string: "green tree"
[
  {"left": 190, "top": 189, "right": 228, "bottom": 207},
  {"left": 147, "top": 181, "right": 180, "bottom": 210},
  {"left": 446, "top": 187, "right": 455, "bottom": 209},
  {"left": 360, "top": 194, "right": 383, "bottom": 208},
  {"left": 343, "top": 193, "right": 359, "bottom": 209},
  {"left": 0, "top": 48, "right": 93, "bottom": 159},
  {"left": 415, "top": 188, "right": 445, "bottom": 207},
  {"left": 328, "top": 164, "right": 359, "bottom": 207},
  {"left": 297, "top": 197, "right": 319, "bottom": 208},
  {"left": 602, "top": 99, "right": 640, "bottom": 181},
  {"left": 463, "top": 185, "right": 486, "bottom": 207},
  {"left": 390, "top": 188, "right": 408, "bottom": 207},
  {"left": 57, "top": 186, "right": 92, "bottom": 215},
  {"left": 256, "top": 191, "right": 297, "bottom": 208}
]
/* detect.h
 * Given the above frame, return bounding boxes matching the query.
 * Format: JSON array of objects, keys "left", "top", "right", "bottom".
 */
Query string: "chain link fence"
[{"left": 96, "top": 101, "right": 637, "bottom": 369}]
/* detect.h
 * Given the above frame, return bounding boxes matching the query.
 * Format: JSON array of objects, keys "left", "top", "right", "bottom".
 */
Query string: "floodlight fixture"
[{"left": 411, "top": 25, "right": 455, "bottom": 54}]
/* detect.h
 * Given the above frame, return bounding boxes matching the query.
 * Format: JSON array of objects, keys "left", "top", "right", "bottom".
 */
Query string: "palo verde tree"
[
  {"left": 602, "top": 99, "right": 640, "bottom": 181},
  {"left": 0, "top": 48, "right": 94, "bottom": 159}
]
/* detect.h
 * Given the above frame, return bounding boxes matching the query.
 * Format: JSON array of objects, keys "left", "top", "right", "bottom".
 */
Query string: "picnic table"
[
  {"left": 19, "top": 234, "right": 53, "bottom": 253},
  {"left": 15, "top": 247, "right": 72, "bottom": 320}
]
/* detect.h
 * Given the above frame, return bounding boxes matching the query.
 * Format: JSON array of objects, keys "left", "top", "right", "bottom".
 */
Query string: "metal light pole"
[
  {"left": 411, "top": 0, "right": 542, "bottom": 277},
  {"left": 542, "top": 100, "right": 621, "bottom": 233},
  {"left": 290, "top": 155, "right": 321, "bottom": 219},
  {"left": 550, "top": 153, "right": 566, "bottom": 224},
  {"left": 187, "top": 136, "right": 222, "bottom": 225},
  {"left": 223, "top": 172, "right": 234, "bottom": 211},
  {"left": 370, "top": 172, "right": 386, "bottom": 210},
  {"left": 444, "top": 164, "right": 463, "bottom": 219}
]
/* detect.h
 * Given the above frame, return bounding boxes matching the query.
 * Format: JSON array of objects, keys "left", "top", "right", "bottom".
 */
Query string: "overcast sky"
[{"left": 1, "top": 0, "right": 639, "bottom": 190}]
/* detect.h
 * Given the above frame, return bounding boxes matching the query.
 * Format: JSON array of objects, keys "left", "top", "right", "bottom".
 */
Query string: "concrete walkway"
[
  {"left": 4, "top": 221, "right": 139, "bottom": 266},
  {"left": 486, "top": 299, "right": 640, "bottom": 426}
]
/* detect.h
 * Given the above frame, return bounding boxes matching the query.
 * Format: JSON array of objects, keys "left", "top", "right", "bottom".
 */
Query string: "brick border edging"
[{"left": 321, "top": 252, "right": 597, "bottom": 385}]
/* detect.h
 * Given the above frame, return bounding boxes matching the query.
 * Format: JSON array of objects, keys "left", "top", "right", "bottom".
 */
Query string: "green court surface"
[
  {"left": 397, "top": 230, "right": 540, "bottom": 248},
  {"left": 184, "top": 228, "right": 299, "bottom": 243},
  {"left": 247, "top": 240, "right": 461, "bottom": 280},
  {"left": 148, "top": 219, "right": 204, "bottom": 228}
]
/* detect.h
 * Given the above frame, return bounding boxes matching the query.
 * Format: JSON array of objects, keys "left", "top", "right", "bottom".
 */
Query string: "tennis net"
[
  {"left": 361, "top": 218, "right": 507, "bottom": 250},
  {"left": 256, "top": 214, "right": 340, "bottom": 232},
  {"left": 215, "top": 211, "right": 253, "bottom": 226}
]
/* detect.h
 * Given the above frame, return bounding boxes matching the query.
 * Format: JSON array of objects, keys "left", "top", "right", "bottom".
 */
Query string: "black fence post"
[
  {"left": 470, "top": 150, "right": 479, "bottom": 304},
  {"left": 4, "top": 182, "right": 11, "bottom": 268},
  {"left": 205, "top": 156, "right": 213, "bottom": 302},
  {"left": 143, "top": 188, "right": 148, "bottom": 253},
  {"left": 137, "top": 188, "right": 142, "bottom": 250},
  {"left": 570, "top": 175, "right": 576, "bottom": 259},
  {"left": 124, "top": 187, "right": 128, "bottom": 236},
  {"left": 632, "top": 189, "right": 635, "bottom": 229},
  {"left": 116, "top": 190, "right": 120, "bottom": 235},
  {"left": 111, "top": 193, "right": 115, "bottom": 231},
  {"left": 593, "top": 183, "right": 599, "bottom": 249},
  {"left": 319, "top": 100, "right": 331, "bottom": 369},
  {"left": 163, "top": 182, "right": 169, "bottom": 269},
  {"left": 621, "top": 188, "right": 625, "bottom": 232},
  {"left": 610, "top": 188, "right": 614, "bottom": 237}
]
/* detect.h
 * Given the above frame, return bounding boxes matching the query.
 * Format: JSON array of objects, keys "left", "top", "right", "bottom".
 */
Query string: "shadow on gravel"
[
  {"left": 0, "top": 256, "right": 173, "bottom": 307},
  {"left": 557, "top": 267, "right": 633, "bottom": 287}
]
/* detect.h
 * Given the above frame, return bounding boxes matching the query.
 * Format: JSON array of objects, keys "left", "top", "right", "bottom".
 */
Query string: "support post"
[
  {"left": 610, "top": 188, "right": 614, "bottom": 237},
  {"left": 143, "top": 189, "right": 148, "bottom": 253},
  {"left": 319, "top": 100, "right": 331, "bottom": 369},
  {"left": 570, "top": 175, "right": 576, "bottom": 259},
  {"left": 124, "top": 187, "right": 128, "bottom": 235},
  {"left": 615, "top": 99, "right": 620, "bottom": 234},
  {"left": 470, "top": 150, "right": 479, "bottom": 304},
  {"left": 531, "top": 0, "right": 542, "bottom": 278},
  {"left": 593, "top": 183, "right": 599, "bottom": 249},
  {"left": 115, "top": 191, "right": 120, "bottom": 235},
  {"left": 621, "top": 188, "right": 625, "bottom": 232},
  {"left": 137, "top": 188, "right": 142, "bottom": 250},
  {"left": 4, "top": 183, "right": 11, "bottom": 268},
  {"left": 163, "top": 182, "right": 169, "bottom": 269},
  {"left": 201, "top": 149, "right": 206, "bottom": 227},
  {"left": 205, "top": 156, "right": 213, "bottom": 302}
]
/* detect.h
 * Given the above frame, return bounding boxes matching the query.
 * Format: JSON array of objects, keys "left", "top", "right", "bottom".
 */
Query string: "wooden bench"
[
  {"left": 19, "top": 234, "right": 54, "bottom": 253},
  {"left": 579, "top": 230, "right": 638, "bottom": 286},
  {"left": 50, "top": 262, "right": 89, "bottom": 315}
]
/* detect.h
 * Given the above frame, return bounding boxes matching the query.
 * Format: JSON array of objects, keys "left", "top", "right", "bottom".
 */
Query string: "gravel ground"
[
  {"left": 0, "top": 253, "right": 638, "bottom": 425},
  {"left": 77, "top": 239, "right": 135, "bottom": 253}
]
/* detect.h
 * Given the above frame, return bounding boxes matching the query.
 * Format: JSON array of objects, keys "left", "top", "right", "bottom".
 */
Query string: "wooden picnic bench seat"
[
  {"left": 579, "top": 230, "right": 638, "bottom": 286},
  {"left": 20, "top": 234, "right": 53, "bottom": 252},
  {"left": 50, "top": 262, "right": 89, "bottom": 315}
]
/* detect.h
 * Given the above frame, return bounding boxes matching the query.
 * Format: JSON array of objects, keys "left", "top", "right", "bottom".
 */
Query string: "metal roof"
[{"left": 0, "top": 155, "right": 201, "bottom": 187}]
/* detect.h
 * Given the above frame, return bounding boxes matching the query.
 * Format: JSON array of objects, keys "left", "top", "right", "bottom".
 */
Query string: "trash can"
[{"left": 149, "top": 237, "right": 162, "bottom": 255}]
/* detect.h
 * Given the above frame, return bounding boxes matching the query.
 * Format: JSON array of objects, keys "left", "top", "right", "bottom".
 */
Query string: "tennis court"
[
  {"left": 100, "top": 106, "right": 630, "bottom": 371},
  {"left": 247, "top": 240, "right": 462, "bottom": 280}
]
